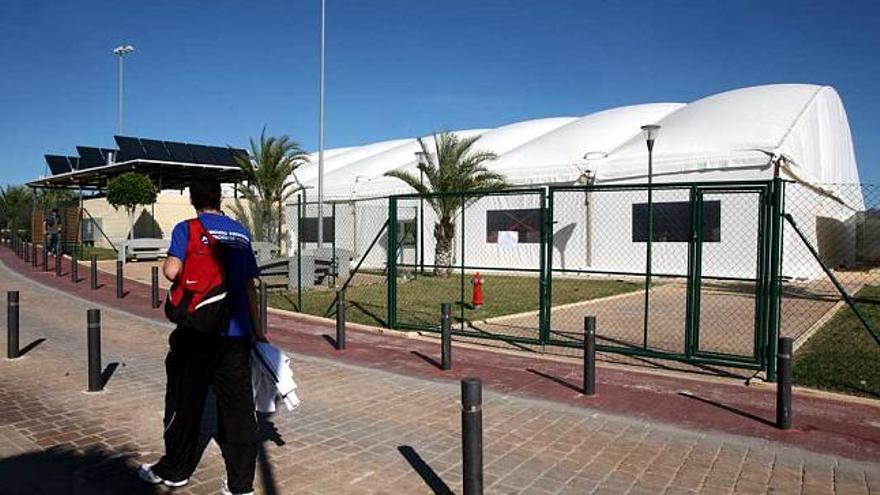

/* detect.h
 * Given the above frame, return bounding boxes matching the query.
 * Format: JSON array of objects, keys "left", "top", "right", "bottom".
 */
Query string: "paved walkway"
[{"left": 0, "top": 249, "right": 878, "bottom": 493}]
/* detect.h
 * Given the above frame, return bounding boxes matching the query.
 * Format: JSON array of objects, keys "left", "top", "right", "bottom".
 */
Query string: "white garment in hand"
[{"left": 251, "top": 342, "right": 300, "bottom": 413}]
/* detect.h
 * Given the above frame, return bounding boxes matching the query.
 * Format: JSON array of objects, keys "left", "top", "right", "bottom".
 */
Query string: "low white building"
[{"left": 289, "top": 84, "right": 864, "bottom": 280}]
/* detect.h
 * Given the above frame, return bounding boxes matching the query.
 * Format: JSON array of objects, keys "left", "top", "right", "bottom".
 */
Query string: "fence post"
[
  {"left": 441, "top": 302, "right": 452, "bottom": 370},
  {"left": 87, "top": 309, "right": 102, "bottom": 392},
  {"left": 336, "top": 289, "right": 346, "bottom": 350},
  {"left": 90, "top": 255, "right": 98, "bottom": 290},
  {"left": 461, "top": 377, "right": 483, "bottom": 495},
  {"left": 32, "top": 243, "right": 37, "bottom": 267},
  {"left": 71, "top": 253, "right": 78, "bottom": 282},
  {"left": 23, "top": 242, "right": 30, "bottom": 263},
  {"left": 583, "top": 316, "right": 596, "bottom": 395},
  {"left": 54, "top": 251, "right": 62, "bottom": 276},
  {"left": 151, "top": 266, "right": 160, "bottom": 308},
  {"left": 116, "top": 260, "right": 123, "bottom": 298},
  {"left": 7, "top": 291, "right": 20, "bottom": 359},
  {"left": 42, "top": 245, "right": 48, "bottom": 272},
  {"left": 776, "top": 337, "right": 792, "bottom": 430}
]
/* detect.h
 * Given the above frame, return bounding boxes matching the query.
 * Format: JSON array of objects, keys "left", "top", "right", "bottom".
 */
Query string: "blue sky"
[{"left": 1, "top": 0, "right": 878, "bottom": 186}]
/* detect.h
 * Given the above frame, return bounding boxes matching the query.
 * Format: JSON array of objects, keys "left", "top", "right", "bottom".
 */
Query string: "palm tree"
[
  {"left": 0, "top": 185, "right": 35, "bottom": 240},
  {"left": 231, "top": 128, "right": 309, "bottom": 248},
  {"left": 385, "top": 131, "right": 505, "bottom": 277}
]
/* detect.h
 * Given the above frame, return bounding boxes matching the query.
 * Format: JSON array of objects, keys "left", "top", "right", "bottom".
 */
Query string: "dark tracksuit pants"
[{"left": 152, "top": 327, "right": 257, "bottom": 493}]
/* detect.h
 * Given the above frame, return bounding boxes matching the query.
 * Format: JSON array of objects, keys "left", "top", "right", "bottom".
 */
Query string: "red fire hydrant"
[{"left": 471, "top": 272, "right": 484, "bottom": 309}]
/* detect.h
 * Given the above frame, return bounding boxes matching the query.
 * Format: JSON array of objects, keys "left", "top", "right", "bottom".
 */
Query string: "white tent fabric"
[
  {"left": 294, "top": 84, "right": 859, "bottom": 201},
  {"left": 488, "top": 103, "right": 684, "bottom": 185},
  {"left": 593, "top": 85, "right": 859, "bottom": 185}
]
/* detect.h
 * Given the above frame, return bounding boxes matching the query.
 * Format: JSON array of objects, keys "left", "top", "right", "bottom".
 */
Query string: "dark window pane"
[
  {"left": 398, "top": 220, "right": 416, "bottom": 247},
  {"left": 632, "top": 200, "right": 720, "bottom": 242},
  {"left": 301, "top": 216, "right": 335, "bottom": 243},
  {"left": 486, "top": 209, "right": 541, "bottom": 244}
]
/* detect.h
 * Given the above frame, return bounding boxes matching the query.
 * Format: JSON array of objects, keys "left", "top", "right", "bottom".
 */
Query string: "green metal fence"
[{"left": 281, "top": 178, "right": 880, "bottom": 395}]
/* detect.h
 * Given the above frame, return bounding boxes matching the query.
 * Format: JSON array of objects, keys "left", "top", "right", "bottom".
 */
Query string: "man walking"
[
  {"left": 139, "top": 177, "right": 266, "bottom": 495},
  {"left": 44, "top": 208, "right": 61, "bottom": 255}
]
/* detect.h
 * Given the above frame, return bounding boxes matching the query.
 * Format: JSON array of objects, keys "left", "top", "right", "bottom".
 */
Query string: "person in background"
[
  {"left": 44, "top": 208, "right": 61, "bottom": 255},
  {"left": 138, "top": 177, "right": 266, "bottom": 495}
]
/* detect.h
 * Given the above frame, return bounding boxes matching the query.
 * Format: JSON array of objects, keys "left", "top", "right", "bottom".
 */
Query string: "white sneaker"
[
  {"left": 221, "top": 478, "right": 255, "bottom": 495},
  {"left": 137, "top": 463, "right": 189, "bottom": 487}
]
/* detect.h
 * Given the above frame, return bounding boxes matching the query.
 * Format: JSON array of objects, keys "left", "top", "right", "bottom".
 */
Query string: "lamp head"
[
  {"left": 414, "top": 151, "right": 428, "bottom": 166},
  {"left": 640, "top": 124, "right": 661, "bottom": 150},
  {"left": 113, "top": 45, "right": 135, "bottom": 56}
]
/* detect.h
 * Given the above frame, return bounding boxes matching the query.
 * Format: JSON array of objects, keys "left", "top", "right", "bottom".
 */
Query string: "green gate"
[{"left": 386, "top": 179, "right": 783, "bottom": 372}]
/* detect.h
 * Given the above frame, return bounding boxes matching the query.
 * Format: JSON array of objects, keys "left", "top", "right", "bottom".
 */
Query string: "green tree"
[
  {"left": 230, "top": 128, "right": 309, "bottom": 248},
  {"left": 106, "top": 172, "right": 157, "bottom": 240},
  {"left": 385, "top": 131, "right": 504, "bottom": 277},
  {"left": 0, "top": 185, "right": 35, "bottom": 240}
]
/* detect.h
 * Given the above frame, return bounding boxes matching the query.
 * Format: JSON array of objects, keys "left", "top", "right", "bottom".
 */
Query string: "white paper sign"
[{"left": 498, "top": 231, "right": 519, "bottom": 248}]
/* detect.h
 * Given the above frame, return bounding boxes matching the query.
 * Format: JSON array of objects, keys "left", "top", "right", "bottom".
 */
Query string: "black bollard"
[
  {"left": 71, "top": 254, "right": 78, "bottom": 283},
  {"left": 87, "top": 309, "right": 102, "bottom": 392},
  {"left": 461, "top": 377, "right": 483, "bottom": 495},
  {"left": 42, "top": 246, "right": 48, "bottom": 272},
  {"left": 90, "top": 255, "right": 98, "bottom": 290},
  {"left": 583, "top": 316, "right": 597, "bottom": 395},
  {"left": 23, "top": 242, "right": 30, "bottom": 263},
  {"left": 55, "top": 251, "right": 62, "bottom": 276},
  {"left": 116, "top": 260, "right": 123, "bottom": 298},
  {"left": 151, "top": 266, "right": 160, "bottom": 308},
  {"left": 335, "top": 289, "right": 346, "bottom": 350},
  {"left": 441, "top": 302, "right": 452, "bottom": 370},
  {"left": 7, "top": 291, "right": 20, "bottom": 359},
  {"left": 776, "top": 337, "right": 793, "bottom": 430},
  {"left": 31, "top": 243, "right": 37, "bottom": 267},
  {"left": 260, "top": 281, "right": 268, "bottom": 337}
]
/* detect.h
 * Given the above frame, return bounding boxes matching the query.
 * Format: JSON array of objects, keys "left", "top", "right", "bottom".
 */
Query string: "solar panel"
[
  {"left": 209, "top": 146, "right": 236, "bottom": 166},
  {"left": 231, "top": 148, "right": 249, "bottom": 164},
  {"left": 188, "top": 144, "right": 215, "bottom": 164},
  {"left": 66, "top": 156, "right": 81, "bottom": 170},
  {"left": 140, "top": 139, "right": 172, "bottom": 161},
  {"left": 114, "top": 136, "right": 146, "bottom": 161},
  {"left": 164, "top": 141, "right": 195, "bottom": 163},
  {"left": 45, "top": 155, "right": 72, "bottom": 175},
  {"left": 76, "top": 147, "right": 109, "bottom": 169}
]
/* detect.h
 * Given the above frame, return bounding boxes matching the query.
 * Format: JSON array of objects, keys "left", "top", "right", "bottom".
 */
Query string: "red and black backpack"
[{"left": 164, "top": 219, "right": 230, "bottom": 335}]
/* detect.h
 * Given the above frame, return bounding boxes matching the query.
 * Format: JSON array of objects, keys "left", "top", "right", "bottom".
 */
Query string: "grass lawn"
[
  {"left": 794, "top": 284, "right": 880, "bottom": 398},
  {"left": 77, "top": 245, "right": 118, "bottom": 261},
  {"left": 270, "top": 273, "right": 641, "bottom": 331}
]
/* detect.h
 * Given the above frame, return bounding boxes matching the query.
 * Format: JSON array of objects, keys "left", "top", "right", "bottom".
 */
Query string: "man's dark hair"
[
  {"left": 51, "top": 208, "right": 59, "bottom": 214},
  {"left": 189, "top": 177, "right": 222, "bottom": 211}
]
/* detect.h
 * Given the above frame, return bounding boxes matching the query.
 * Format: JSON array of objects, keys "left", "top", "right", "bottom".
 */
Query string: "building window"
[
  {"left": 398, "top": 220, "right": 417, "bottom": 248},
  {"left": 486, "top": 209, "right": 541, "bottom": 244},
  {"left": 301, "top": 217, "right": 335, "bottom": 243},
  {"left": 631, "top": 200, "right": 720, "bottom": 242}
]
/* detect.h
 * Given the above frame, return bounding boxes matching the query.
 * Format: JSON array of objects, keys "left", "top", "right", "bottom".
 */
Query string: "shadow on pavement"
[
  {"left": 101, "top": 362, "right": 120, "bottom": 388},
  {"left": 411, "top": 351, "right": 443, "bottom": 370},
  {"left": 18, "top": 338, "right": 46, "bottom": 356},
  {"left": 526, "top": 368, "right": 583, "bottom": 394},
  {"left": 397, "top": 445, "right": 453, "bottom": 495},
  {"left": 0, "top": 445, "right": 159, "bottom": 494},
  {"left": 679, "top": 391, "right": 776, "bottom": 427}
]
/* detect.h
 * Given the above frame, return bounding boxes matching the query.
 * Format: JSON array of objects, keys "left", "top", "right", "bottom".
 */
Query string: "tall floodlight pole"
[
  {"left": 113, "top": 45, "right": 135, "bottom": 135},
  {"left": 640, "top": 124, "right": 660, "bottom": 348},
  {"left": 415, "top": 151, "right": 428, "bottom": 274},
  {"left": 317, "top": 0, "right": 326, "bottom": 249}
]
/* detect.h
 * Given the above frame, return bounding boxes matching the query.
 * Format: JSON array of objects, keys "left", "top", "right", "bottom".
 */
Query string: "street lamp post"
[
  {"left": 112, "top": 45, "right": 135, "bottom": 135},
  {"left": 640, "top": 124, "right": 660, "bottom": 349},
  {"left": 317, "top": 0, "right": 327, "bottom": 250}
]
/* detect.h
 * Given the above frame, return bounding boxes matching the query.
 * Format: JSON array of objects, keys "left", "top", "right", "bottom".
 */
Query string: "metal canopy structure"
[{"left": 28, "top": 135, "right": 249, "bottom": 190}]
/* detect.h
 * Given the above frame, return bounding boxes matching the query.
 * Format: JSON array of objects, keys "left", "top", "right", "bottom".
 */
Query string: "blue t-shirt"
[{"left": 168, "top": 213, "right": 259, "bottom": 337}]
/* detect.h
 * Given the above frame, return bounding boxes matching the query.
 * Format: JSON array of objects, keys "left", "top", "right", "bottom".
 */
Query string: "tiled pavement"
[{"left": 0, "top": 256, "right": 879, "bottom": 493}]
